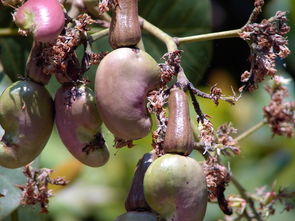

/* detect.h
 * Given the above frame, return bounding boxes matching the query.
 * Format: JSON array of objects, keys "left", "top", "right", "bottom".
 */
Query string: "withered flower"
[
  {"left": 263, "top": 76, "right": 295, "bottom": 137},
  {"left": 16, "top": 165, "right": 67, "bottom": 213},
  {"left": 240, "top": 11, "right": 290, "bottom": 91}
]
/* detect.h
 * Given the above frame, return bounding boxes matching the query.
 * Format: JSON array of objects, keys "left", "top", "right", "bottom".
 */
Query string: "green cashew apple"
[
  {"left": 144, "top": 154, "right": 208, "bottom": 221},
  {"left": 0, "top": 80, "right": 54, "bottom": 168}
]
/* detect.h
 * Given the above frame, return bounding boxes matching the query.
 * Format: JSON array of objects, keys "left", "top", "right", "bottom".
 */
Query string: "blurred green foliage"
[{"left": 0, "top": 0, "right": 295, "bottom": 221}]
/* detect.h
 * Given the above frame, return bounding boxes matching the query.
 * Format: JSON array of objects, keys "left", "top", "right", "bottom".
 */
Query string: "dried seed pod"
[
  {"left": 109, "top": 0, "right": 141, "bottom": 49},
  {"left": 164, "top": 88, "right": 193, "bottom": 155},
  {"left": 114, "top": 211, "right": 158, "bottom": 221},
  {"left": 0, "top": 80, "right": 54, "bottom": 168},
  {"left": 95, "top": 48, "right": 160, "bottom": 140},
  {"left": 14, "top": 0, "right": 65, "bottom": 42},
  {"left": 144, "top": 154, "right": 208, "bottom": 221},
  {"left": 125, "top": 151, "right": 157, "bottom": 211},
  {"left": 26, "top": 41, "right": 51, "bottom": 85},
  {"left": 55, "top": 84, "right": 109, "bottom": 167}
]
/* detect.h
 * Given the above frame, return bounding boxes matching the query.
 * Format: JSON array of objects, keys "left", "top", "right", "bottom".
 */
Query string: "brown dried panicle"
[
  {"left": 198, "top": 118, "right": 215, "bottom": 153},
  {"left": 202, "top": 157, "right": 232, "bottom": 215},
  {"left": 16, "top": 165, "right": 67, "bottom": 213},
  {"left": 98, "top": 0, "right": 117, "bottom": 14},
  {"left": 239, "top": 11, "right": 290, "bottom": 91},
  {"left": 210, "top": 84, "right": 223, "bottom": 105},
  {"left": 114, "top": 137, "right": 134, "bottom": 149},
  {"left": 147, "top": 88, "right": 169, "bottom": 156},
  {"left": 263, "top": 76, "right": 295, "bottom": 137},
  {"left": 158, "top": 50, "right": 183, "bottom": 85},
  {"left": 254, "top": 186, "right": 295, "bottom": 218},
  {"left": 216, "top": 123, "right": 240, "bottom": 156}
]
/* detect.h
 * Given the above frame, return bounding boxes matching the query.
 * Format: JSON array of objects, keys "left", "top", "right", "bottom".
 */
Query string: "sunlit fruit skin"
[
  {"left": 164, "top": 88, "right": 193, "bottom": 155},
  {"left": 109, "top": 0, "right": 141, "bottom": 49},
  {"left": 144, "top": 154, "right": 208, "bottom": 221},
  {"left": 55, "top": 84, "right": 109, "bottom": 167},
  {"left": 95, "top": 48, "right": 160, "bottom": 140},
  {"left": 14, "top": 0, "right": 65, "bottom": 42},
  {"left": 114, "top": 211, "right": 158, "bottom": 221},
  {"left": 0, "top": 80, "right": 54, "bottom": 168}
]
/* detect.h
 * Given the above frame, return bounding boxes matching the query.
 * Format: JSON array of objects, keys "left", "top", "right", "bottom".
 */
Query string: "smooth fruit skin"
[
  {"left": 109, "top": 0, "right": 141, "bottom": 49},
  {"left": 14, "top": 0, "right": 65, "bottom": 42},
  {"left": 144, "top": 154, "right": 208, "bottom": 221},
  {"left": 114, "top": 211, "right": 158, "bottom": 221},
  {"left": 125, "top": 151, "right": 157, "bottom": 211},
  {"left": 55, "top": 84, "right": 109, "bottom": 167},
  {"left": 95, "top": 48, "right": 160, "bottom": 140},
  {"left": 0, "top": 80, "right": 54, "bottom": 168},
  {"left": 164, "top": 88, "right": 193, "bottom": 155}
]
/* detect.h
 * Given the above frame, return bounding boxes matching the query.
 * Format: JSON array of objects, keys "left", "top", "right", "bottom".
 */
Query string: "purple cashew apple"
[
  {"left": 144, "top": 154, "right": 208, "bottom": 221},
  {"left": 0, "top": 80, "right": 54, "bottom": 168},
  {"left": 14, "top": 0, "right": 65, "bottom": 42},
  {"left": 95, "top": 48, "right": 160, "bottom": 140},
  {"left": 55, "top": 84, "right": 109, "bottom": 167},
  {"left": 114, "top": 211, "right": 158, "bottom": 221}
]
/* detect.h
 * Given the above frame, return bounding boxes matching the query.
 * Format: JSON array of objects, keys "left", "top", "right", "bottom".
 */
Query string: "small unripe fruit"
[
  {"left": 109, "top": 0, "right": 141, "bottom": 49},
  {"left": 95, "top": 48, "right": 160, "bottom": 140},
  {"left": 0, "top": 80, "right": 54, "bottom": 168},
  {"left": 164, "top": 88, "right": 193, "bottom": 155},
  {"left": 14, "top": 0, "right": 65, "bottom": 42},
  {"left": 114, "top": 211, "right": 158, "bottom": 221},
  {"left": 55, "top": 84, "right": 109, "bottom": 167},
  {"left": 144, "top": 154, "right": 208, "bottom": 221},
  {"left": 125, "top": 151, "right": 157, "bottom": 211}
]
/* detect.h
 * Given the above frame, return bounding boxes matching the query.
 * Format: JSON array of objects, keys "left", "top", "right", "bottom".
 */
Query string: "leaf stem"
[
  {"left": 140, "top": 17, "right": 177, "bottom": 52},
  {"left": 234, "top": 120, "right": 267, "bottom": 143},
  {"left": 231, "top": 176, "right": 264, "bottom": 221},
  {"left": 0, "top": 28, "right": 19, "bottom": 36},
  {"left": 88, "top": 28, "right": 109, "bottom": 43},
  {"left": 176, "top": 29, "right": 241, "bottom": 44}
]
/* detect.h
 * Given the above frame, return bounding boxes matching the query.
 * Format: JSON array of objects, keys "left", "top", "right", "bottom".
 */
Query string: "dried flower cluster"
[
  {"left": 16, "top": 165, "right": 67, "bottom": 213},
  {"left": 158, "top": 50, "right": 182, "bottom": 85},
  {"left": 114, "top": 137, "right": 134, "bottom": 149},
  {"left": 239, "top": 11, "right": 290, "bottom": 91},
  {"left": 254, "top": 186, "right": 294, "bottom": 218},
  {"left": 147, "top": 88, "right": 169, "bottom": 155},
  {"left": 98, "top": 0, "right": 117, "bottom": 14},
  {"left": 203, "top": 157, "right": 232, "bottom": 215},
  {"left": 263, "top": 76, "right": 295, "bottom": 137},
  {"left": 216, "top": 123, "right": 240, "bottom": 155}
]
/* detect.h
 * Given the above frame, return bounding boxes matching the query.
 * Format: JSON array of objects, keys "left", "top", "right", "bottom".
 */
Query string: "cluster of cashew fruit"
[{"left": 0, "top": 0, "right": 208, "bottom": 220}]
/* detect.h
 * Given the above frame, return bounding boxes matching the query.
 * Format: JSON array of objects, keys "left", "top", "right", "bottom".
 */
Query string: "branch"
[
  {"left": 231, "top": 176, "right": 264, "bottom": 221},
  {"left": 176, "top": 29, "right": 241, "bottom": 44},
  {"left": 87, "top": 28, "right": 109, "bottom": 43},
  {"left": 140, "top": 17, "right": 177, "bottom": 52},
  {"left": 234, "top": 120, "right": 267, "bottom": 143}
]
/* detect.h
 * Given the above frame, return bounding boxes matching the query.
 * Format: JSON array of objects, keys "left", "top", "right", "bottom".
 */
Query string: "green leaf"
[
  {"left": 139, "top": 0, "right": 212, "bottom": 82},
  {"left": 85, "top": 0, "right": 212, "bottom": 83},
  {"left": 0, "top": 167, "right": 25, "bottom": 219},
  {"left": 0, "top": 37, "right": 32, "bottom": 82}
]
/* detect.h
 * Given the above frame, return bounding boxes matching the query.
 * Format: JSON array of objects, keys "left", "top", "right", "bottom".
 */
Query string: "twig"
[
  {"left": 88, "top": 28, "right": 109, "bottom": 43},
  {"left": 140, "top": 17, "right": 177, "bottom": 52},
  {"left": 231, "top": 176, "right": 264, "bottom": 221},
  {"left": 0, "top": 28, "right": 19, "bottom": 36},
  {"left": 234, "top": 120, "right": 267, "bottom": 143},
  {"left": 188, "top": 85, "right": 206, "bottom": 123},
  {"left": 176, "top": 29, "right": 241, "bottom": 44}
]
